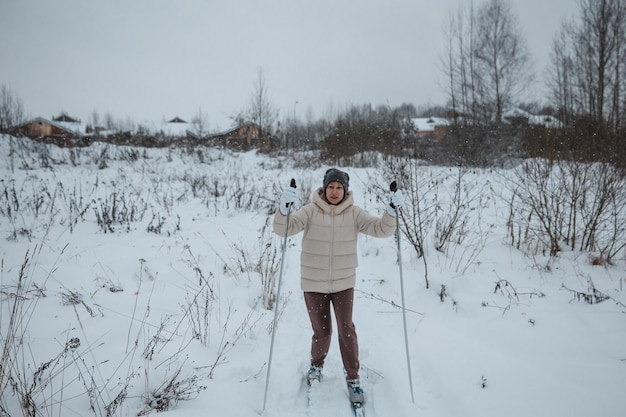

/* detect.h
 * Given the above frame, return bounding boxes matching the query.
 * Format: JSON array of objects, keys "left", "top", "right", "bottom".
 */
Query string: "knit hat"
[{"left": 323, "top": 168, "right": 349, "bottom": 194}]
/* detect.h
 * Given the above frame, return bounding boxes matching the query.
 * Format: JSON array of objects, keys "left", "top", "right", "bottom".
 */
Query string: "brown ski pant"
[{"left": 303, "top": 288, "right": 360, "bottom": 380}]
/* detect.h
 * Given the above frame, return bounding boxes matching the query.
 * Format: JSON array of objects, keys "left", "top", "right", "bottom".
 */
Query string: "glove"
[
  {"left": 386, "top": 190, "right": 405, "bottom": 217},
  {"left": 279, "top": 186, "right": 298, "bottom": 215}
]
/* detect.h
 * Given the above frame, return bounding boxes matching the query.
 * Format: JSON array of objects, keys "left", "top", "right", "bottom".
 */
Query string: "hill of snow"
[{"left": 0, "top": 135, "right": 624, "bottom": 417}]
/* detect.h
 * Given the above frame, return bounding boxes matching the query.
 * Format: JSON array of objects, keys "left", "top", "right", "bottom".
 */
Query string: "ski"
[
  {"left": 347, "top": 381, "right": 366, "bottom": 416},
  {"left": 306, "top": 379, "right": 319, "bottom": 407},
  {"left": 351, "top": 400, "right": 365, "bottom": 417},
  {"left": 306, "top": 369, "right": 369, "bottom": 416},
  {"left": 345, "top": 368, "right": 367, "bottom": 417}
]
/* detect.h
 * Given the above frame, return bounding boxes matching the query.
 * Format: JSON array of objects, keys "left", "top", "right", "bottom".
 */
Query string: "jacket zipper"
[{"left": 328, "top": 208, "right": 335, "bottom": 293}]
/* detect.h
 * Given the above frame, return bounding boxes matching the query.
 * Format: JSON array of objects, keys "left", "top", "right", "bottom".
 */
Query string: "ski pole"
[
  {"left": 262, "top": 178, "right": 296, "bottom": 413},
  {"left": 390, "top": 180, "right": 415, "bottom": 404}
]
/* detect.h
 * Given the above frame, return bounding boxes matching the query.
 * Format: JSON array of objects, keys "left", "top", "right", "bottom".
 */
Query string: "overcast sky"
[{"left": 0, "top": 0, "right": 577, "bottom": 130}]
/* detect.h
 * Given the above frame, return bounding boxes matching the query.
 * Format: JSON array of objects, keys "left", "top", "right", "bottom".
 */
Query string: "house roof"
[
  {"left": 503, "top": 108, "right": 563, "bottom": 128},
  {"left": 53, "top": 113, "right": 79, "bottom": 123},
  {"left": 211, "top": 122, "right": 260, "bottom": 136},
  {"left": 13, "top": 117, "right": 86, "bottom": 136},
  {"left": 411, "top": 117, "right": 450, "bottom": 132},
  {"left": 527, "top": 114, "right": 562, "bottom": 128},
  {"left": 162, "top": 118, "right": 191, "bottom": 136}
]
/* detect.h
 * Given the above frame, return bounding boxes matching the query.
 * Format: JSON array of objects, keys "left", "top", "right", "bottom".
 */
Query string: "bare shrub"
[
  {"left": 505, "top": 159, "right": 626, "bottom": 262},
  {"left": 56, "top": 181, "right": 92, "bottom": 233},
  {"left": 561, "top": 276, "right": 612, "bottom": 305},
  {"left": 95, "top": 145, "right": 109, "bottom": 169},
  {"left": 378, "top": 157, "right": 433, "bottom": 257},
  {"left": 60, "top": 289, "right": 96, "bottom": 317},
  {"left": 376, "top": 158, "right": 435, "bottom": 288},
  {"left": 205, "top": 306, "right": 262, "bottom": 379},
  {"left": 184, "top": 284, "right": 214, "bottom": 347},
  {"left": 378, "top": 158, "right": 492, "bottom": 285},
  {"left": 93, "top": 189, "right": 148, "bottom": 233},
  {"left": 0, "top": 179, "right": 22, "bottom": 238},
  {"left": 214, "top": 217, "right": 283, "bottom": 311},
  {"left": 258, "top": 217, "right": 281, "bottom": 310},
  {"left": 0, "top": 248, "right": 85, "bottom": 417},
  {"left": 138, "top": 367, "right": 206, "bottom": 415},
  {"left": 482, "top": 278, "right": 545, "bottom": 316},
  {"left": 0, "top": 247, "right": 210, "bottom": 417}
]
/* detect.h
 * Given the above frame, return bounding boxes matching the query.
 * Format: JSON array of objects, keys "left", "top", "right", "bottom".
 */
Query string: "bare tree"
[
  {"left": 473, "top": 0, "right": 533, "bottom": 123},
  {"left": 0, "top": 84, "right": 25, "bottom": 133},
  {"left": 578, "top": 0, "right": 625, "bottom": 128},
  {"left": 246, "top": 68, "right": 278, "bottom": 136},
  {"left": 441, "top": 3, "right": 479, "bottom": 124},
  {"left": 548, "top": 0, "right": 626, "bottom": 130},
  {"left": 104, "top": 112, "right": 116, "bottom": 130},
  {"left": 191, "top": 107, "right": 210, "bottom": 138},
  {"left": 441, "top": 0, "right": 533, "bottom": 124},
  {"left": 547, "top": 24, "right": 577, "bottom": 127},
  {"left": 89, "top": 109, "right": 100, "bottom": 128},
  {"left": 321, "top": 104, "right": 403, "bottom": 164}
]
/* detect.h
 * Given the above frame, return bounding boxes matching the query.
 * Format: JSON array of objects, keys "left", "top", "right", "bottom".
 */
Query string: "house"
[
  {"left": 161, "top": 116, "right": 194, "bottom": 138},
  {"left": 410, "top": 117, "right": 451, "bottom": 141},
  {"left": 208, "top": 122, "right": 274, "bottom": 150},
  {"left": 503, "top": 108, "right": 563, "bottom": 128},
  {"left": 8, "top": 115, "right": 88, "bottom": 146},
  {"left": 527, "top": 114, "right": 562, "bottom": 129},
  {"left": 53, "top": 113, "right": 80, "bottom": 123}
]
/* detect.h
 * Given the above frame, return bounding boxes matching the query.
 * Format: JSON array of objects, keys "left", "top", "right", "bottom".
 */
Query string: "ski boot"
[
  {"left": 347, "top": 378, "right": 365, "bottom": 404},
  {"left": 306, "top": 365, "right": 322, "bottom": 386}
]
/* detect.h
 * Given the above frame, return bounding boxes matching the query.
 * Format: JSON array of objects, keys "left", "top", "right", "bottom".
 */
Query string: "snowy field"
[{"left": 1, "top": 136, "right": 624, "bottom": 417}]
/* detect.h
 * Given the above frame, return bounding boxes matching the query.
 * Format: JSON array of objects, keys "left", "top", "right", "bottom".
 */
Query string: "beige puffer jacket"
[{"left": 273, "top": 187, "right": 396, "bottom": 293}]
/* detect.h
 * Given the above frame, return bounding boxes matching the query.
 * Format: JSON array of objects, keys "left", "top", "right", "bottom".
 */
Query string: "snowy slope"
[{"left": 0, "top": 136, "right": 624, "bottom": 417}]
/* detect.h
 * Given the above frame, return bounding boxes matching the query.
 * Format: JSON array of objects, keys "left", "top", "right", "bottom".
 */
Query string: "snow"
[{"left": 1, "top": 135, "right": 625, "bottom": 417}]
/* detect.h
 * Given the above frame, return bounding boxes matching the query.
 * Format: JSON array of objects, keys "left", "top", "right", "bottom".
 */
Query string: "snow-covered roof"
[
  {"left": 502, "top": 108, "right": 531, "bottom": 120},
  {"left": 503, "top": 108, "right": 563, "bottom": 128},
  {"left": 161, "top": 120, "right": 192, "bottom": 137},
  {"left": 133, "top": 118, "right": 194, "bottom": 137},
  {"left": 12, "top": 117, "right": 87, "bottom": 136},
  {"left": 528, "top": 114, "right": 562, "bottom": 128},
  {"left": 54, "top": 119, "right": 88, "bottom": 135},
  {"left": 411, "top": 117, "right": 450, "bottom": 132}
]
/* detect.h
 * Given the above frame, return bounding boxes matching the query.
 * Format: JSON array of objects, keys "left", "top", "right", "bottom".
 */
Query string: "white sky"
[{"left": 0, "top": 0, "right": 576, "bottom": 130}]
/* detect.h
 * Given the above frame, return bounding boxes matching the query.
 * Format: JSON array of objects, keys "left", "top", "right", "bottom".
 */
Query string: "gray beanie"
[{"left": 323, "top": 168, "right": 349, "bottom": 194}]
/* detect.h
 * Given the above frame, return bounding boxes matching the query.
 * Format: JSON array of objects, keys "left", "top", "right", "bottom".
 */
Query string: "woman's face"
[{"left": 325, "top": 181, "right": 345, "bottom": 205}]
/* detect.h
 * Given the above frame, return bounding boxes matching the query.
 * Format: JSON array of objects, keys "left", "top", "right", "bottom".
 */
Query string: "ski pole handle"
[
  {"left": 287, "top": 178, "right": 297, "bottom": 210},
  {"left": 389, "top": 181, "right": 399, "bottom": 210}
]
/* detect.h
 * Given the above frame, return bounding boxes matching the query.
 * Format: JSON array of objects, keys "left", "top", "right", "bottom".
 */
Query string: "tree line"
[
  {"left": 1, "top": 0, "right": 625, "bottom": 169},
  {"left": 439, "top": 0, "right": 625, "bottom": 167}
]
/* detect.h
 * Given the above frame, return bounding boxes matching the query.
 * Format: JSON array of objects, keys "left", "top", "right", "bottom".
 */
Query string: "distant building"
[
  {"left": 8, "top": 115, "right": 88, "bottom": 146},
  {"left": 208, "top": 122, "right": 274, "bottom": 150},
  {"left": 7, "top": 113, "right": 278, "bottom": 150},
  {"left": 53, "top": 113, "right": 80, "bottom": 123},
  {"left": 503, "top": 108, "right": 563, "bottom": 128},
  {"left": 410, "top": 117, "right": 451, "bottom": 141},
  {"left": 160, "top": 116, "right": 195, "bottom": 138}
]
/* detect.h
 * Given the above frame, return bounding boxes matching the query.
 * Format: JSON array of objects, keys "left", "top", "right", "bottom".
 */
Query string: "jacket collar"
[{"left": 313, "top": 187, "right": 353, "bottom": 214}]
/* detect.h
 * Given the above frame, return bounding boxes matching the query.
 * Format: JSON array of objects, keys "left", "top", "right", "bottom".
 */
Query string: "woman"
[{"left": 273, "top": 168, "right": 404, "bottom": 404}]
